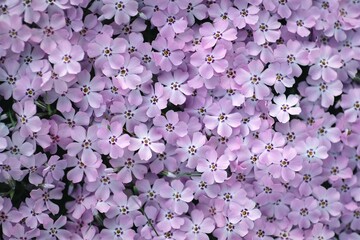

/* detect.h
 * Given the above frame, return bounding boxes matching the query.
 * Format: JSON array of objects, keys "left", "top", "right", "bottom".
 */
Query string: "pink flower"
[
  {"left": 48, "top": 40, "right": 84, "bottom": 77},
  {"left": 269, "top": 94, "right": 302, "bottom": 123},
  {"left": 128, "top": 123, "right": 165, "bottom": 161},
  {"left": 190, "top": 44, "right": 228, "bottom": 79}
]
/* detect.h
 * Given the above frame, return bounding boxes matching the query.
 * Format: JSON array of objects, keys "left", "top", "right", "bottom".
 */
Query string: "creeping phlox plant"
[{"left": 0, "top": 0, "right": 360, "bottom": 239}]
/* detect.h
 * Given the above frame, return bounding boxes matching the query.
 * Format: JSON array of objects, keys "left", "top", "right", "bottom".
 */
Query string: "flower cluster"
[{"left": 0, "top": 0, "right": 360, "bottom": 239}]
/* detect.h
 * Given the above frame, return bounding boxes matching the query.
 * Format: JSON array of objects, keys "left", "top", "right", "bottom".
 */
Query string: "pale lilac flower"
[
  {"left": 48, "top": 40, "right": 84, "bottom": 77},
  {"left": 181, "top": 209, "right": 215, "bottom": 240},
  {"left": 197, "top": 149, "right": 229, "bottom": 184},
  {"left": 111, "top": 150, "right": 147, "bottom": 183},
  {"left": 175, "top": 132, "right": 207, "bottom": 169},
  {"left": 73, "top": 70, "right": 106, "bottom": 110},
  {"left": 199, "top": 20, "right": 237, "bottom": 49},
  {"left": 97, "top": 121, "right": 130, "bottom": 159},
  {"left": 0, "top": 15, "right": 31, "bottom": 53},
  {"left": 154, "top": 110, "right": 188, "bottom": 142},
  {"left": 190, "top": 44, "right": 228, "bottom": 79},
  {"left": 235, "top": 60, "right": 271, "bottom": 99},
  {"left": 159, "top": 179, "right": 194, "bottom": 215},
  {"left": 269, "top": 94, "right": 301, "bottom": 123},
  {"left": 151, "top": 12, "right": 187, "bottom": 39},
  {"left": 261, "top": 62, "right": 295, "bottom": 94},
  {"left": 128, "top": 123, "right": 165, "bottom": 161},
  {"left": 268, "top": 146, "right": 302, "bottom": 182},
  {"left": 152, "top": 36, "right": 185, "bottom": 72},
  {"left": 66, "top": 125, "right": 99, "bottom": 161},
  {"left": 203, "top": 99, "right": 242, "bottom": 137},
  {"left": 287, "top": 7, "right": 319, "bottom": 37},
  {"left": 13, "top": 100, "right": 42, "bottom": 138},
  {"left": 38, "top": 216, "right": 71, "bottom": 240},
  {"left": 251, "top": 11, "right": 281, "bottom": 45},
  {"left": 30, "top": 13, "right": 67, "bottom": 54},
  {"left": 228, "top": 0, "right": 259, "bottom": 29},
  {"left": 295, "top": 137, "right": 328, "bottom": 164},
  {"left": 301, "top": 79, "right": 343, "bottom": 108},
  {"left": 158, "top": 69, "right": 192, "bottom": 105},
  {"left": 288, "top": 197, "right": 321, "bottom": 229},
  {"left": 100, "top": 0, "right": 138, "bottom": 25},
  {"left": 87, "top": 33, "right": 127, "bottom": 69},
  {"left": 308, "top": 45, "right": 342, "bottom": 82},
  {"left": 100, "top": 216, "right": 136, "bottom": 240},
  {"left": 66, "top": 153, "right": 102, "bottom": 183}
]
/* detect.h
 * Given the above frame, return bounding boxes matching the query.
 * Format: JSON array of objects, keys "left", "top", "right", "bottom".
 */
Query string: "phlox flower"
[
  {"left": 197, "top": 149, "right": 230, "bottom": 184},
  {"left": 190, "top": 44, "right": 228, "bottom": 79},
  {"left": 128, "top": 123, "right": 165, "bottom": 161},
  {"left": 48, "top": 40, "right": 84, "bottom": 77},
  {"left": 269, "top": 94, "right": 302, "bottom": 123},
  {"left": 203, "top": 98, "right": 242, "bottom": 137}
]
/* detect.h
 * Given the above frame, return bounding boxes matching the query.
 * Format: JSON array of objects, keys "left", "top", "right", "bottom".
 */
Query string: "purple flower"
[
  {"left": 181, "top": 209, "right": 215, "bottom": 240},
  {"left": 199, "top": 20, "right": 237, "bottom": 49},
  {"left": 39, "top": 216, "right": 71, "bottom": 240},
  {"left": 100, "top": 0, "right": 138, "bottom": 25},
  {"left": 152, "top": 36, "right": 185, "bottom": 72},
  {"left": 97, "top": 121, "right": 130, "bottom": 159},
  {"left": 288, "top": 197, "right": 321, "bottom": 229},
  {"left": 190, "top": 44, "right": 228, "bottom": 79},
  {"left": 48, "top": 40, "right": 84, "bottom": 77},
  {"left": 197, "top": 149, "right": 229, "bottom": 184},
  {"left": 128, "top": 123, "right": 165, "bottom": 161},
  {"left": 0, "top": 15, "right": 31, "bottom": 53},
  {"left": 269, "top": 94, "right": 301, "bottom": 123},
  {"left": 308, "top": 45, "right": 342, "bottom": 82},
  {"left": 159, "top": 179, "right": 194, "bottom": 215},
  {"left": 251, "top": 11, "right": 281, "bottom": 45},
  {"left": 13, "top": 100, "right": 42, "bottom": 138},
  {"left": 87, "top": 33, "right": 127, "bottom": 69}
]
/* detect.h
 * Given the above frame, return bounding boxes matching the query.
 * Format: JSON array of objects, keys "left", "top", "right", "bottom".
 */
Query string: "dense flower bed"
[{"left": 0, "top": 0, "right": 360, "bottom": 239}]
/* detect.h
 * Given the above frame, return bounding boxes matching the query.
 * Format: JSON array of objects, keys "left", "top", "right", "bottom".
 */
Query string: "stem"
[
  {"left": 35, "top": 100, "right": 47, "bottom": 111},
  {"left": 140, "top": 208, "right": 159, "bottom": 236},
  {"left": 7, "top": 111, "right": 16, "bottom": 127}
]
